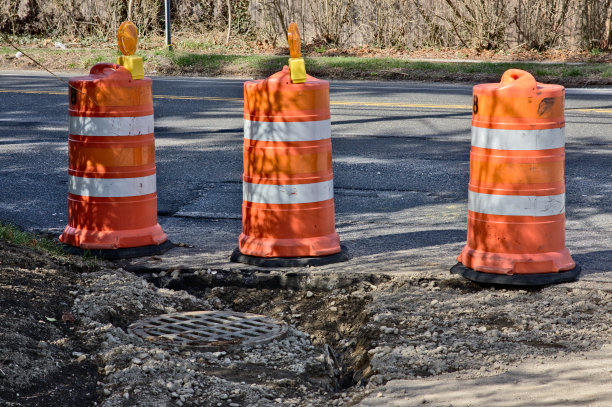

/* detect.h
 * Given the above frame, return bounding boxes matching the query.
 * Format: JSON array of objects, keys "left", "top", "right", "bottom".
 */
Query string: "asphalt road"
[{"left": 0, "top": 70, "right": 611, "bottom": 281}]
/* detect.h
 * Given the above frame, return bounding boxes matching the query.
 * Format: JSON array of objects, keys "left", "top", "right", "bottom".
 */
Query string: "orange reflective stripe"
[
  {"left": 69, "top": 144, "right": 155, "bottom": 172},
  {"left": 66, "top": 193, "right": 159, "bottom": 230},
  {"left": 244, "top": 139, "right": 332, "bottom": 184},
  {"left": 469, "top": 146, "right": 565, "bottom": 195},
  {"left": 467, "top": 211, "right": 566, "bottom": 253},
  {"left": 242, "top": 199, "right": 336, "bottom": 239},
  {"left": 470, "top": 156, "right": 564, "bottom": 185}
]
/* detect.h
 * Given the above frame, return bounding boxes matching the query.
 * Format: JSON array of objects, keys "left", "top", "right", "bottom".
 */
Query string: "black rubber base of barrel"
[
  {"left": 230, "top": 245, "right": 349, "bottom": 267},
  {"left": 62, "top": 239, "right": 174, "bottom": 260},
  {"left": 450, "top": 262, "right": 581, "bottom": 286}
]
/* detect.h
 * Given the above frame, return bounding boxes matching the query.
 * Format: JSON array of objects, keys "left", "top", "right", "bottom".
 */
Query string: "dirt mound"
[{"left": 0, "top": 240, "right": 97, "bottom": 406}]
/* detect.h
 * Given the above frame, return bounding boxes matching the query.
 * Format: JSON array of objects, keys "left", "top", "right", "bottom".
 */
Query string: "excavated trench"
[{"left": 143, "top": 269, "right": 392, "bottom": 392}]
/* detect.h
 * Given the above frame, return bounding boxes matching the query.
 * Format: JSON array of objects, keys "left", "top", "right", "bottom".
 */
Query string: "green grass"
[
  {"left": 0, "top": 221, "right": 63, "bottom": 256},
  {"left": 179, "top": 39, "right": 216, "bottom": 51},
  {"left": 153, "top": 53, "right": 612, "bottom": 85},
  {"left": 0, "top": 221, "right": 102, "bottom": 269},
  {"left": 82, "top": 53, "right": 113, "bottom": 68},
  {"left": 0, "top": 43, "right": 610, "bottom": 85}
]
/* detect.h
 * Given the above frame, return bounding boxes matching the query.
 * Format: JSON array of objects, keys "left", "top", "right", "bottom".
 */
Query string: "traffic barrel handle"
[
  {"left": 499, "top": 68, "right": 536, "bottom": 91},
  {"left": 89, "top": 62, "right": 125, "bottom": 76}
]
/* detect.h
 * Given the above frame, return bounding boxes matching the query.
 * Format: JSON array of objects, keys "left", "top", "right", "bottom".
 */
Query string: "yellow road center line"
[
  {"left": 567, "top": 108, "right": 612, "bottom": 114},
  {"left": 154, "top": 94, "right": 243, "bottom": 102},
  {"left": 330, "top": 101, "right": 470, "bottom": 109},
  {"left": 0, "top": 89, "right": 66, "bottom": 95},
  {"left": 1, "top": 88, "right": 611, "bottom": 113}
]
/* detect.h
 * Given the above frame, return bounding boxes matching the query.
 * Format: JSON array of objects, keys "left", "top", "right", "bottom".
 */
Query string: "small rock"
[
  {"left": 132, "top": 358, "right": 142, "bottom": 365},
  {"left": 306, "top": 291, "right": 314, "bottom": 298}
]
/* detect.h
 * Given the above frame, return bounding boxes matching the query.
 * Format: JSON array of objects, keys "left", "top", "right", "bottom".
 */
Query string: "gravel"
[{"left": 3, "top": 240, "right": 612, "bottom": 406}]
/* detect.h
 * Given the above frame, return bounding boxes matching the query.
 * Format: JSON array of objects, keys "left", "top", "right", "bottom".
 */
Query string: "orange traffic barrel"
[
  {"left": 59, "top": 63, "right": 172, "bottom": 258},
  {"left": 230, "top": 66, "right": 348, "bottom": 267},
  {"left": 451, "top": 69, "right": 580, "bottom": 285}
]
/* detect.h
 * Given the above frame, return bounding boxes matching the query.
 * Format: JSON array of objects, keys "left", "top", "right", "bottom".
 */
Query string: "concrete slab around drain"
[{"left": 358, "top": 344, "right": 612, "bottom": 407}]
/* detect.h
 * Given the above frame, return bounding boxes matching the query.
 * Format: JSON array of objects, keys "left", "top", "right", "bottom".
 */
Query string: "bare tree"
[
  {"left": 308, "top": 0, "right": 356, "bottom": 45},
  {"left": 580, "top": 0, "right": 612, "bottom": 50},
  {"left": 513, "top": 0, "right": 571, "bottom": 51}
]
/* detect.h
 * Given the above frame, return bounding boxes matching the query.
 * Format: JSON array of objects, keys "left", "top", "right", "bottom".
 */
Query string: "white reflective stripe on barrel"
[
  {"left": 468, "top": 191, "right": 565, "bottom": 216},
  {"left": 68, "top": 175, "right": 156, "bottom": 197},
  {"left": 69, "top": 115, "right": 154, "bottom": 137},
  {"left": 243, "top": 180, "right": 334, "bottom": 204},
  {"left": 471, "top": 127, "right": 565, "bottom": 150},
  {"left": 244, "top": 119, "right": 331, "bottom": 142}
]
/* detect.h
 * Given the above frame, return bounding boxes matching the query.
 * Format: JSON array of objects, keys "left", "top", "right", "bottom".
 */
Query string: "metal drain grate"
[{"left": 128, "top": 311, "right": 288, "bottom": 351}]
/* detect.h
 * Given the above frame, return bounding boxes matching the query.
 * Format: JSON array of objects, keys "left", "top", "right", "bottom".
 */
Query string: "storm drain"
[{"left": 128, "top": 311, "right": 288, "bottom": 351}]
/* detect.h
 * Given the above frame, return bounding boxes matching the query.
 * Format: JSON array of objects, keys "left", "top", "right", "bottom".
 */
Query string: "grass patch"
[
  {"left": 82, "top": 54, "right": 108, "bottom": 68},
  {"left": 0, "top": 221, "right": 102, "bottom": 270},
  {"left": 179, "top": 40, "right": 216, "bottom": 51},
  {"left": 0, "top": 221, "right": 63, "bottom": 256},
  {"left": 1, "top": 45, "right": 610, "bottom": 86}
]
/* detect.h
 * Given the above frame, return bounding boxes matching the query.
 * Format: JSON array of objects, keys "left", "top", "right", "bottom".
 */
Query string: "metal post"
[{"left": 164, "top": 0, "right": 172, "bottom": 51}]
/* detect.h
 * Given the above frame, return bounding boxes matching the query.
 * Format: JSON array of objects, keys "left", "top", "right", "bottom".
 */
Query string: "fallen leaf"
[
  {"left": 62, "top": 312, "right": 75, "bottom": 323},
  {"left": 45, "top": 317, "right": 57, "bottom": 322}
]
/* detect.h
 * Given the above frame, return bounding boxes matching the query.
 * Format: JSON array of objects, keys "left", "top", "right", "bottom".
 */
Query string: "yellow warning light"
[
  {"left": 287, "top": 22, "right": 306, "bottom": 84},
  {"left": 116, "top": 21, "right": 144, "bottom": 80},
  {"left": 288, "top": 22, "right": 301, "bottom": 59},
  {"left": 117, "top": 21, "right": 139, "bottom": 56}
]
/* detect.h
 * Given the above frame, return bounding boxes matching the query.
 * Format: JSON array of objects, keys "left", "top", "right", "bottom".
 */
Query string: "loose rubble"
[{"left": 2, "top": 239, "right": 612, "bottom": 406}]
